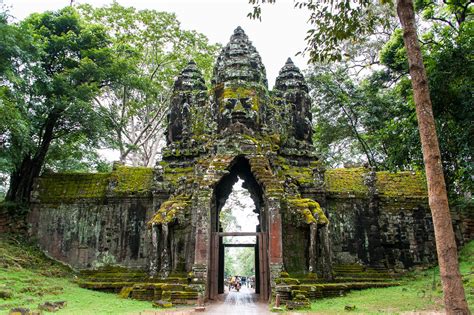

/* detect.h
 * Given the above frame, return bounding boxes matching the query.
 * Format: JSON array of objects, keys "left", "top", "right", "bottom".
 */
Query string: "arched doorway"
[{"left": 209, "top": 156, "right": 269, "bottom": 300}]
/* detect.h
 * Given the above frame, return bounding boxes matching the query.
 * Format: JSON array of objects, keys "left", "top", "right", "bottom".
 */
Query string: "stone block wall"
[
  {"left": 280, "top": 168, "right": 441, "bottom": 274},
  {"left": 27, "top": 164, "right": 469, "bottom": 275},
  {"left": 0, "top": 203, "right": 28, "bottom": 234},
  {"left": 28, "top": 198, "right": 154, "bottom": 269},
  {"left": 327, "top": 197, "right": 436, "bottom": 269},
  {"left": 27, "top": 165, "right": 165, "bottom": 270}
]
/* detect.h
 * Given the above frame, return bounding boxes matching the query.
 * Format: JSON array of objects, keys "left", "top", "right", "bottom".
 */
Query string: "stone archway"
[{"left": 208, "top": 156, "right": 270, "bottom": 301}]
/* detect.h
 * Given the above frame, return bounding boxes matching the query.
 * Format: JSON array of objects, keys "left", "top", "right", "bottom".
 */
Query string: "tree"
[
  {"left": 306, "top": 65, "right": 423, "bottom": 171},
  {"left": 249, "top": 0, "right": 469, "bottom": 312},
  {"left": 2, "top": 7, "right": 123, "bottom": 203},
  {"left": 396, "top": 1, "right": 468, "bottom": 311},
  {"left": 78, "top": 3, "right": 220, "bottom": 166},
  {"left": 307, "top": 0, "right": 472, "bottom": 196},
  {"left": 379, "top": 1, "right": 473, "bottom": 197}
]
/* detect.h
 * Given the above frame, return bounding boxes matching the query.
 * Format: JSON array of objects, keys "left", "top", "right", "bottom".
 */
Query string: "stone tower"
[
  {"left": 151, "top": 27, "right": 330, "bottom": 299},
  {"left": 28, "top": 27, "right": 441, "bottom": 305}
]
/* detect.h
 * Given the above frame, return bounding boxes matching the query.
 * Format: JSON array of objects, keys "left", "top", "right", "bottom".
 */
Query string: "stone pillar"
[
  {"left": 192, "top": 190, "right": 212, "bottom": 297},
  {"left": 320, "top": 226, "right": 333, "bottom": 280},
  {"left": 149, "top": 224, "right": 159, "bottom": 276},
  {"left": 267, "top": 197, "right": 284, "bottom": 288},
  {"left": 309, "top": 223, "right": 318, "bottom": 273},
  {"left": 160, "top": 223, "right": 170, "bottom": 278}
]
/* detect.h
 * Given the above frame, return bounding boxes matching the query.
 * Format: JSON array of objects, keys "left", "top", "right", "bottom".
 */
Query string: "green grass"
[
  {"left": 0, "top": 268, "right": 157, "bottom": 314},
  {"left": 308, "top": 241, "right": 474, "bottom": 314},
  {"left": 0, "top": 235, "right": 165, "bottom": 315},
  {"left": 1, "top": 234, "right": 472, "bottom": 314}
]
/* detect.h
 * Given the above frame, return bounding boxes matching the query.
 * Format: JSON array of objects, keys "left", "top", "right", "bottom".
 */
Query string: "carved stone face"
[{"left": 218, "top": 87, "right": 260, "bottom": 131}]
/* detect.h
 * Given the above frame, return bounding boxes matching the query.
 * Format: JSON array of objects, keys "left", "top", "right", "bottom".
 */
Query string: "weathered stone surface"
[
  {"left": 166, "top": 60, "right": 208, "bottom": 145},
  {"left": 273, "top": 58, "right": 313, "bottom": 146},
  {"left": 212, "top": 27, "right": 268, "bottom": 133},
  {"left": 26, "top": 26, "right": 471, "bottom": 305},
  {"left": 38, "top": 301, "right": 67, "bottom": 312}
]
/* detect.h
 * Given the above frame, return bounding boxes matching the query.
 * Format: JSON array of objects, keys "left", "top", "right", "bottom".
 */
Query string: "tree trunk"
[
  {"left": 396, "top": 1, "right": 469, "bottom": 313},
  {"left": 6, "top": 112, "right": 58, "bottom": 204}
]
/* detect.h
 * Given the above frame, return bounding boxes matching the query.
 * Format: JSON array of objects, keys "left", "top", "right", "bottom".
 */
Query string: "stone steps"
[
  {"left": 77, "top": 268, "right": 199, "bottom": 307},
  {"left": 275, "top": 266, "right": 399, "bottom": 308},
  {"left": 275, "top": 281, "right": 399, "bottom": 303}
]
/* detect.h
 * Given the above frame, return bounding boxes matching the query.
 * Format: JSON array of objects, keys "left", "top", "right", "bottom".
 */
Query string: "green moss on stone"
[
  {"left": 325, "top": 168, "right": 427, "bottom": 198},
  {"left": 37, "top": 173, "right": 110, "bottom": 203},
  {"left": 220, "top": 87, "right": 259, "bottom": 112},
  {"left": 163, "top": 166, "right": 194, "bottom": 186},
  {"left": 376, "top": 171, "right": 427, "bottom": 198},
  {"left": 148, "top": 195, "right": 191, "bottom": 226},
  {"left": 325, "top": 168, "right": 368, "bottom": 195},
  {"left": 110, "top": 166, "right": 153, "bottom": 196},
  {"left": 119, "top": 286, "right": 133, "bottom": 299},
  {"left": 273, "top": 157, "right": 314, "bottom": 186},
  {"left": 287, "top": 198, "right": 329, "bottom": 225}
]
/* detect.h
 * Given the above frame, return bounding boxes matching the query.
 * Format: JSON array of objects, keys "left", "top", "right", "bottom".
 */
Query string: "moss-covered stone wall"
[
  {"left": 28, "top": 165, "right": 162, "bottom": 270},
  {"left": 326, "top": 197, "right": 436, "bottom": 269},
  {"left": 32, "top": 165, "right": 154, "bottom": 204},
  {"left": 279, "top": 167, "right": 435, "bottom": 273},
  {"left": 28, "top": 198, "right": 156, "bottom": 269},
  {"left": 29, "top": 163, "right": 438, "bottom": 272},
  {"left": 325, "top": 167, "right": 427, "bottom": 198}
]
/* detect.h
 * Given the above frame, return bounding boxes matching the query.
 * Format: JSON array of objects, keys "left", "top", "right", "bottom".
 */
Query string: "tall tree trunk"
[
  {"left": 396, "top": 1, "right": 469, "bottom": 313},
  {"left": 6, "top": 112, "right": 58, "bottom": 204}
]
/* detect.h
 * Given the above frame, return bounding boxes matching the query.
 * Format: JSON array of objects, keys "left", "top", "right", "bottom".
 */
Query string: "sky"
[
  {"left": 4, "top": 0, "right": 311, "bottom": 86},
  {"left": 221, "top": 178, "right": 259, "bottom": 244}
]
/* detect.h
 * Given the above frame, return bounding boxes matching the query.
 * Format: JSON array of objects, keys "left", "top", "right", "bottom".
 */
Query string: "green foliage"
[
  {"left": 78, "top": 3, "right": 220, "bottom": 166},
  {"left": 307, "top": 0, "right": 472, "bottom": 197},
  {"left": 224, "top": 247, "right": 255, "bottom": 278},
  {"left": 378, "top": 0, "right": 474, "bottom": 196},
  {"left": 249, "top": 0, "right": 394, "bottom": 62},
  {"left": 307, "top": 64, "right": 423, "bottom": 170},
  {"left": 379, "top": 29, "right": 408, "bottom": 73},
  {"left": 1, "top": 6, "right": 125, "bottom": 202}
]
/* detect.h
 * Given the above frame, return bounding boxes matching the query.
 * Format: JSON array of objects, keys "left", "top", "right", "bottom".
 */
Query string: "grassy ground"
[
  {"left": 0, "top": 234, "right": 472, "bottom": 314},
  {"left": 308, "top": 241, "right": 474, "bottom": 314},
  {"left": 0, "top": 235, "right": 159, "bottom": 315}
]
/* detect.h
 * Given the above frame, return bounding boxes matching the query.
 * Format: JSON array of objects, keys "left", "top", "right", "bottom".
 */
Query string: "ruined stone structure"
[{"left": 27, "top": 27, "right": 468, "bottom": 305}]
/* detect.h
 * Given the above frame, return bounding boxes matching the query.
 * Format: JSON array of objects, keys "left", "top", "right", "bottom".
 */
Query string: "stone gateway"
[{"left": 28, "top": 27, "right": 462, "bottom": 306}]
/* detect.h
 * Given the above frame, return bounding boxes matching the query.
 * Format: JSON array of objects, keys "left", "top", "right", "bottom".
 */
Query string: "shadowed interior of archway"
[{"left": 211, "top": 156, "right": 267, "bottom": 295}]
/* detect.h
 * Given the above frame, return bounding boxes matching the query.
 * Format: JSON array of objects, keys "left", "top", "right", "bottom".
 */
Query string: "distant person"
[{"left": 229, "top": 276, "right": 236, "bottom": 291}]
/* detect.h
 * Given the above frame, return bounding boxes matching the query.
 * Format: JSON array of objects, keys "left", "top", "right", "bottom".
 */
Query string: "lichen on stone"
[
  {"left": 376, "top": 171, "right": 427, "bottom": 198},
  {"left": 109, "top": 165, "right": 153, "bottom": 196},
  {"left": 148, "top": 195, "right": 191, "bottom": 226},
  {"left": 287, "top": 198, "right": 329, "bottom": 225},
  {"left": 35, "top": 173, "right": 110, "bottom": 203}
]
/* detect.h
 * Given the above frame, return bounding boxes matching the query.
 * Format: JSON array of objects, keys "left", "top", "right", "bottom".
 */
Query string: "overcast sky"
[{"left": 4, "top": 0, "right": 311, "bottom": 87}]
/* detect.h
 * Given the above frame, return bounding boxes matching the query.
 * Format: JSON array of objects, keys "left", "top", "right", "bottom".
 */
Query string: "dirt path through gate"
[
  {"left": 204, "top": 286, "right": 270, "bottom": 314},
  {"left": 133, "top": 287, "right": 270, "bottom": 315}
]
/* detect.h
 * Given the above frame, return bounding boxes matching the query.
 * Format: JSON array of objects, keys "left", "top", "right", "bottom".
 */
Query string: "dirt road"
[{"left": 133, "top": 287, "right": 270, "bottom": 315}]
